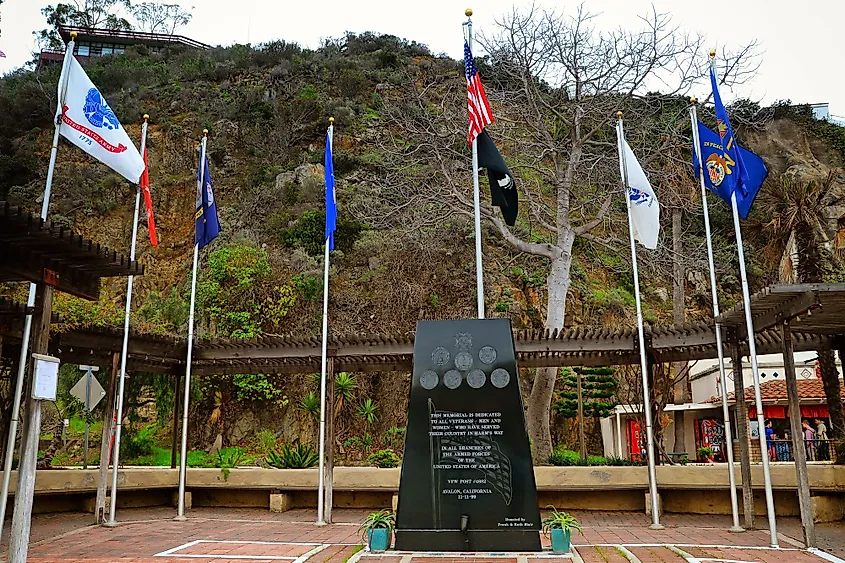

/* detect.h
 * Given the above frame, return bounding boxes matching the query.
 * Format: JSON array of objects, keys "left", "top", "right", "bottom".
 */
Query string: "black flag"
[{"left": 476, "top": 130, "right": 518, "bottom": 226}]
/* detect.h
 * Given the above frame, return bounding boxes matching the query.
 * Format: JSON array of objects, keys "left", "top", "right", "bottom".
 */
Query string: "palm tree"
[{"left": 763, "top": 171, "right": 845, "bottom": 440}]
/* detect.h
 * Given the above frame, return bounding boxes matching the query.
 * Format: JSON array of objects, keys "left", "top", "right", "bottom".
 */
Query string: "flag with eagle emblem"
[{"left": 59, "top": 55, "right": 144, "bottom": 184}]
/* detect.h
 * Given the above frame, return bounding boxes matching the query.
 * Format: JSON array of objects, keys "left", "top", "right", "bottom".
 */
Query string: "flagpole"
[
  {"left": 615, "top": 113, "right": 662, "bottom": 529},
  {"left": 689, "top": 99, "right": 743, "bottom": 533},
  {"left": 465, "top": 9, "right": 485, "bottom": 319},
  {"left": 710, "top": 53, "right": 778, "bottom": 547},
  {"left": 317, "top": 118, "right": 334, "bottom": 526},
  {"left": 0, "top": 31, "right": 76, "bottom": 532},
  {"left": 176, "top": 130, "right": 207, "bottom": 521},
  {"left": 102, "top": 115, "right": 148, "bottom": 527}
]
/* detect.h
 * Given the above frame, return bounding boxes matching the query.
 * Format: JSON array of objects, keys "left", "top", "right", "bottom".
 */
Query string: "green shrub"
[
  {"left": 256, "top": 430, "right": 277, "bottom": 456},
  {"left": 367, "top": 448, "right": 401, "bottom": 468},
  {"left": 605, "top": 456, "right": 645, "bottom": 466},
  {"left": 217, "top": 447, "right": 244, "bottom": 481},
  {"left": 384, "top": 426, "right": 405, "bottom": 447},
  {"left": 548, "top": 448, "right": 583, "bottom": 466},
  {"left": 267, "top": 443, "right": 318, "bottom": 469},
  {"left": 120, "top": 425, "right": 157, "bottom": 459},
  {"left": 587, "top": 455, "right": 607, "bottom": 465}
]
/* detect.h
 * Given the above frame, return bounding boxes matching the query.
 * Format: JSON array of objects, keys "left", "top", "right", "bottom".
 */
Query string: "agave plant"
[
  {"left": 358, "top": 510, "right": 395, "bottom": 543},
  {"left": 267, "top": 443, "right": 318, "bottom": 469},
  {"left": 541, "top": 506, "right": 582, "bottom": 536}
]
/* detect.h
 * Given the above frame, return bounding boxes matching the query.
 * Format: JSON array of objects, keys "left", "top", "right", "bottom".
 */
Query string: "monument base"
[{"left": 395, "top": 529, "right": 541, "bottom": 552}]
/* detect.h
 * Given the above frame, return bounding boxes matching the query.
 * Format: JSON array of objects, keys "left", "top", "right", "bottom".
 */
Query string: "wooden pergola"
[
  {"left": 0, "top": 201, "right": 142, "bottom": 527},
  {"left": 717, "top": 283, "right": 845, "bottom": 547},
  {"left": 8, "top": 320, "right": 828, "bottom": 377}
]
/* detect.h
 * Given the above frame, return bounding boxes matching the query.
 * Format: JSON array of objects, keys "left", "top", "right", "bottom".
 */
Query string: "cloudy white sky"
[{"left": 1, "top": 0, "right": 844, "bottom": 117}]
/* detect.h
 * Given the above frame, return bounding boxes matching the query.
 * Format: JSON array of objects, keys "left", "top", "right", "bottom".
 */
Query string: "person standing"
[
  {"left": 815, "top": 418, "right": 829, "bottom": 461},
  {"left": 765, "top": 420, "right": 776, "bottom": 461},
  {"left": 802, "top": 420, "right": 816, "bottom": 461},
  {"left": 776, "top": 431, "right": 792, "bottom": 461}
]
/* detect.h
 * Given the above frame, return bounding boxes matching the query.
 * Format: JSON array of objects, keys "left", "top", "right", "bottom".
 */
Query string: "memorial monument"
[{"left": 395, "top": 319, "right": 541, "bottom": 551}]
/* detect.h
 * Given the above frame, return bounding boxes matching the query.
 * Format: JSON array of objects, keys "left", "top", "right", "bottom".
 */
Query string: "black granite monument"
[{"left": 394, "top": 319, "right": 541, "bottom": 551}]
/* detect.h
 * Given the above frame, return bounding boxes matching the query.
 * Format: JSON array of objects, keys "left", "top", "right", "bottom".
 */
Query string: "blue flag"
[
  {"left": 704, "top": 66, "right": 768, "bottom": 218},
  {"left": 196, "top": 150, "right": 220, "bottom": 249},
  {"left": 325, "top": 130, "right": 337, "bottom": 251},
  {"left": 693, "top": 120, "right": 767, "bottom": 219}
]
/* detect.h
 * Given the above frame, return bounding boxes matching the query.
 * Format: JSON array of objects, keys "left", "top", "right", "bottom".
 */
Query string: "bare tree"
[
  {"left": 34, "top": 0, "right": 132, "bottom": 51},
  {"left": 131, "top": 2, "right": 192, "bottom": 35},
  {"left": 354, "top": 5, "right": 759, "bottom": 462}
]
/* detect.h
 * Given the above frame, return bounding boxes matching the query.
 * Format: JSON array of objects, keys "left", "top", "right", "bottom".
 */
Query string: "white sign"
[
  {"left": 70, "top": 372, "right": 106, "bottom": 410},
  {"left": 32, "top": 354, "right": 60, "bottom": 401}
]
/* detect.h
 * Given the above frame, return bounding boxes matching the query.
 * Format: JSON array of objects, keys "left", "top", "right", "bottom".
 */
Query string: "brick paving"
[{"left": 0, "top": 507, "right": 835, "bottom": 563}]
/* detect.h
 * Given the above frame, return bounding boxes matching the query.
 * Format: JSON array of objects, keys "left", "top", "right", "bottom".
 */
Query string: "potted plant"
[
  {"left": 541, "top": 506, "right": 582, "bottom": 553},
  {"left": 697, "top": 446, "right": 714, "bottom": 464},
  {"left": 359, "top": 510, "right": 395, "bottom": 551}
]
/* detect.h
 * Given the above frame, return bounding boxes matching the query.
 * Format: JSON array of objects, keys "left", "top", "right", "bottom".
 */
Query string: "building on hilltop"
[{"left": 38, "top": 25, "right": 210, "bottom": 66}]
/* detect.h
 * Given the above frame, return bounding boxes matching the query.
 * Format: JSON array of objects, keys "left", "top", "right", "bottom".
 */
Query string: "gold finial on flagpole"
[
  {"left": 465, "top": 8, "right": 473, "bottom": 17},
  {"left": 70, "top": 31, "right": 78, "bottom": 41},
  {"left": 329, "top": 117, "right": 334, "bottom": 124},
  {"left": 143, "top": 114, "right": 149, "bottom": 122},
  {"left": 616, "top": 111, "right": 623, "bottom": 119},
  {"left": 709, "top": 49, "right": 716, "bottom": 59},
  {"left": 203, "top": 129, "right": 208, "bottom": 137},
  {"left": 689, "top": 97, "right": 697, "bottom": 105}
]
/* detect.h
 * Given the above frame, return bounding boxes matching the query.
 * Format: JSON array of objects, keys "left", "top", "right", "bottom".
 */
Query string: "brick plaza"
[{"left": 1, "top": 508, "right": 840, "bottom": 563}]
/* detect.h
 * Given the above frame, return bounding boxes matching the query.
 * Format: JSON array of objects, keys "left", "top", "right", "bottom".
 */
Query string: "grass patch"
[
  {"left": 343, "top": 545, "right": 364, "bottom": 563},
  {"left": 123, "top": 447, "right": 216, "bottom": 467}
]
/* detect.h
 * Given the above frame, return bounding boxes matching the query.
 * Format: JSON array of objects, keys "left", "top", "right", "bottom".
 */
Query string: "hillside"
[{"left": 1, "top": 34, "right": 844, "bottom": 459}]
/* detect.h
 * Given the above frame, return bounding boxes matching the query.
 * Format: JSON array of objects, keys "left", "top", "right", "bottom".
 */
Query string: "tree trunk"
[
  {"left": 820, "top": 349, "right": 844, "bottom": 440},
  {"left": 527, "top": 247, "right": 572, "bottom": 463},
  {"left": 671, "top": 208, "right": 687, "bottom": 457}
]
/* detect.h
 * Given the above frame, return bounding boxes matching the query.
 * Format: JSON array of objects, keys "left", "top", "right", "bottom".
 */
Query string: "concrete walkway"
[{"left": 0, "top": 508, "right": 841, "bottom": 563}]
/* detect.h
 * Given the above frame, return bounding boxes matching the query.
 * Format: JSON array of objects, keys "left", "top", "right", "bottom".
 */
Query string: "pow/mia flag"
[{"left": 477, "top": 130, "right": 518, "bottom": 226}]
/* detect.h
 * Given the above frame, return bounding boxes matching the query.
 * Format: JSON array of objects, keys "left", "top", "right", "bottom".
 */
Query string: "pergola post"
[
  {"left": 781, "top": 321, "right": 815, "bottom": 547},
  {"left": 171, "top": 374, "right": 182, "bottom": 469},
  {"left": 730, "top": 336, "right": 755, "bottom": 529},
  {"left": 95, "top": 352, "right": 119, "bottom": 524}
]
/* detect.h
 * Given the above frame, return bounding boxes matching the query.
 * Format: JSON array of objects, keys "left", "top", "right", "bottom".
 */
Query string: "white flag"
[
  {"left": 59, "top": 56, "right": 144, "bottom": 184},
  {"left": 621, "top": 139, "right": 660, "bottom": 249}
]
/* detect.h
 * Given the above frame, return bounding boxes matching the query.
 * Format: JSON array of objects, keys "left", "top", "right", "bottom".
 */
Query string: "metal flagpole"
[
  {"left": 709, "top": 53, "right": 778, "bottom": 547},
  {"left": 104, "top": 114, "right": 148, "bottom": 527},
  {"left": 466, "top": 9, "right": 485, "bottom": 319},
  {"left": 0, "top": 32, "right": 76, "bottom": 531},
  {"left": 732, "top": 189, "right": 778, "bottom": 545},
  {"left": 616, "top": 113, "right": 662, "bottom": 529},
  {"left": 176, "top": 130, "right": 207, "bottom": 520},
  {"left": 317, "top": 119, "right": 333, "bottom": 525},
  {"left": 689, "top": 100, "right": 743, "bottom": 533}
]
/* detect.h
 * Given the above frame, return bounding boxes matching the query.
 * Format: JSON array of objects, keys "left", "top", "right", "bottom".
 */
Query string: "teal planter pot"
[
  {"left": 367, "top": 528, "right": 392, "bottom": 551},
  {"left": 550, "top": 528, "right": 571, "bottom": 553}
]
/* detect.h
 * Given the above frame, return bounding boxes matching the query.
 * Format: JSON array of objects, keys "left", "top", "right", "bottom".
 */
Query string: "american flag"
[{"left": 464, "top": 41, "right": 492, "bottom": 144}]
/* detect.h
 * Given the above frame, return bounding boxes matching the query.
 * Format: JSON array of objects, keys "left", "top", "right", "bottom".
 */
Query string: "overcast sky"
[{"left": 1, "top": 0, "right": 844, "bottom": 118}]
